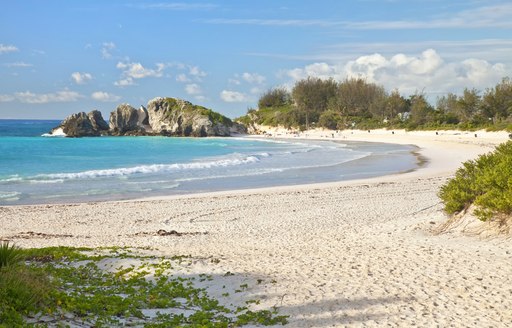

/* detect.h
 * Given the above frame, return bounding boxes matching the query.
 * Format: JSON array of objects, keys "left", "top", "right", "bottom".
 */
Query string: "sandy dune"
[{"left": 1, "top": 129, "right": 511, "bottom": 327}]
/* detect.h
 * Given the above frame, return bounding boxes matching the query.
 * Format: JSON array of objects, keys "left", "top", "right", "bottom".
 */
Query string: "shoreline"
[
  {"left": 138, "top": 128, "right": 505, "bottom": 202},
  {"left": 2, "top": 129, "right": 511, "bottom": 326},
  {"left": 0, "top": 135, "right": 419, "bottom": 207}
]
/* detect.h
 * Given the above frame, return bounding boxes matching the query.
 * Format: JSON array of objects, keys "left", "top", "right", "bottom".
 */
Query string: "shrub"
[
  {"left": 0, "top": 243, "right": 51, "bottom": 326},
  {"left": 318, "top": 110, "right": 342, "bottom": 130},
  {"left": 0, "top": 241, "right": 23, "bottom": 268},
  {"left": 439, "top": 141, "right": 512, "bottom": 221}
]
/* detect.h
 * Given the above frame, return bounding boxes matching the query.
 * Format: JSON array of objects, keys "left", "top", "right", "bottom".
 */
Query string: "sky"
[{"left": 1, "top": 0, "right": 512, "bottom": 120}]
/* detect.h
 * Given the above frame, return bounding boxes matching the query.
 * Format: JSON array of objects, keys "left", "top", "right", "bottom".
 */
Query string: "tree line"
[{"left": 237, "top": 77, "right": 512, "bottom": 131}]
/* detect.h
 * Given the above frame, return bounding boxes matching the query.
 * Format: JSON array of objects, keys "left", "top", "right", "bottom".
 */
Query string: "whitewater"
[{"left": 0, "top": 120, "right": 419, "bottom": 205}]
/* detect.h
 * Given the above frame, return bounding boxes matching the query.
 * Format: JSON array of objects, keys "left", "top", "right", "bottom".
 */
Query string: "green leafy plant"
[
  {"left": 439, "top": 141, "right": 512, "bottom": 221},
  {"left": 0, "top": 247, "right": 288, "bottom": 327},
  {"left": 0, "top": 241, "right": 23, "bottom": 268}
]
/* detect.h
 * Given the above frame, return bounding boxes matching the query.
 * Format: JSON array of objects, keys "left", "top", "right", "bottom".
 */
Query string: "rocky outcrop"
[
  {"left": 230, "top": 122, "right": 248, "bottom": 135},
  {"left": 49, "top": 110, "right": 109, "bottom": 137},
  {"left": 109, "top": 104, "right": 149, "bottom": 136},
  {"left": 88, "top": 110, "right": 109, "bottom": 132},
  {"left": 48, "top": 97, "right": 241, "bottom": 138},
  {"left": 145, "top": 97, "right": 232, "bottom": 137}
]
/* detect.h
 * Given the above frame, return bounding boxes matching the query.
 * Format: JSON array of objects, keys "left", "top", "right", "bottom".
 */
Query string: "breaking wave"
[{"left": 34, "top": 154, "right": 264, "bottom": 181}]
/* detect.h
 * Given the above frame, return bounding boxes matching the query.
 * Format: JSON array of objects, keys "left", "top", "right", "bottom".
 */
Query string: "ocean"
[{"left": 0, "top": 119, "right": 419, "bottom": 205}]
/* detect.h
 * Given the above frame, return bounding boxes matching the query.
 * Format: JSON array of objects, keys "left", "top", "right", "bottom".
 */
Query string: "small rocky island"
[{"left": 48, "top": 97, "right": 246, "bottom": 137}]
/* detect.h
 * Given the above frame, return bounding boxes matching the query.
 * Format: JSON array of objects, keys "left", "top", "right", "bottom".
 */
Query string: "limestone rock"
[
  {"left": 49, "top": 97, "right": 236, "bottom": 137},
  {"left": 87, "top": 110, "right": 109, "bottom": 132},
  {"left": 230, "top": 122, "right": 248, "bottom": 135},
  {"left": 109, "top": 104, "right": 147, "bottom": 136},
  {"left": 49, "top": 111, "right": 104, "bottom": 137},
  {"left": 146, "top": 97, "right": 232, "bottom": 137}
]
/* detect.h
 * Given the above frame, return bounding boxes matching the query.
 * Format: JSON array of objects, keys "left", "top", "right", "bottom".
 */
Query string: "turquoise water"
[{"left": 0, "top": 120, "right": 419, "bottom": 205}]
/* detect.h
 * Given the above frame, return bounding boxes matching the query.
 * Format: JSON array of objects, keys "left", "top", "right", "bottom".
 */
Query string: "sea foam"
[
  {"left": 36, "top": 155, "right": 262, "bottom": 180},
  {"left": 41, "top": 127, "right": 66, "bottom": 137}
]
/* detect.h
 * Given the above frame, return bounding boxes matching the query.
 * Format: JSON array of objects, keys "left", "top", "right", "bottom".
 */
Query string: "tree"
[
  {"left": 409, "top": 93, "right": 433, "bottom": 126},
  {"left": 385, "top": 89, "right": 409, "bottom": 121},
  {"left": 258, "top": 88, "right": 291, "bottom": 109},
  {"left": 481, "top": 77, "right": 512, "bottom": 122},
  {"left": 292, "top": 77, "right": 337, "bottom": 129},
  {"left": 436, "top": 93, "right": 458, "bottom": 116},
  {"left": 457, "top": 88, "right": 481, "bottom": 123},
  {"left": 335, "top": 78, "right": 386, "bottom": 118}
]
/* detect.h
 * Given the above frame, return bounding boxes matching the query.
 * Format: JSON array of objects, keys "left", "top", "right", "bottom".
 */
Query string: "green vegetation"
[
  {"left": 0, "top": 241, "right": 23, "bottom": 268},
  {"left": 439, "top": 141, "right": 512, "bottom": 222},
  {"left": 0, "top": 241, "right": 52, "bottom": 326},
  {"left": 0, "top": 246, "right": 288, "bottom": 327},
  {"left": 164, "top": 97, "right": 233, "bottom": 126},
  {"left": 258, "top": 87, "right": 292, "bottom": 109},
  {"left": 200, "top": 107, "right": 233, "bottom": 126},
  {"left": 236, "top": 77, "right": 512, "bottom": 132}
]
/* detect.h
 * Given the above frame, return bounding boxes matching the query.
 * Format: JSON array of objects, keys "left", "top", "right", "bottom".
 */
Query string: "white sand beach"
[{"left": 1, "top": 129, "right": 511, "bottom": 327}]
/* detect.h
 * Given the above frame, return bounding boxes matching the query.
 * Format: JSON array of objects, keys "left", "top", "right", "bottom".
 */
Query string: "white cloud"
[
  {"left": 357, "top": 3, "right": 512, "bottom": 30},
  {"left": 112, "top": 60, "right": 206, "bottom": 86},
  {"left": 185, "top": 83, "right": 202, "bottom": 95},
  {"left": 0, "top": 94, "right": 15, "bottom": 102},
  {"left": 101, "top": 42, "right": 116, "bottom": 59},
  {"left": 241, "top": 72, "right": 266, "bottom": 84},
  {"left": 0, "top": 44, "right": 18, "bottom": 54},
  {"left": 115, "top": 61, "right": 166, "bottom": 86},
  {"left": 3, "top": 90, "right": 84, "bottom": 104},
  {"left": 3, "top": 62, "right": 33, "bottom": 68},
  {"left": 286, "top": 62, "right": 341, "bottom": 81},
  {"left": 71, "top": 72, "right": 93, "bottom": 84},
  {"left": 116, "top": 61, "right": 165, "bottom": 79},
  {"left": 91, "top": 91, "right": 121, "bottom": 102},
  {"left": 284, "top": 48, "right": 510, "bottom": 97},
  {"left": 176, "top": 73, "right": 191, "bottom": 82},
  {"left": 205, "top": 4, "right": 512, "bottom": 30},
  {"left": 460, "top": 59, "right": 506, "bottom": 86},
  {"left": 228, "top": 78, "right": 241, "bottom": 85},
  {"left": 204, "top": 18, "right": 340, "bottom": 27},
  {"left": 189, "top": 66, "right": 207, "bottom": 78},
  {"left": 220, "top": 90, "right": 249, "bottom": 102},
  {"left": 114, "top": 77, "right": 135, "bottom": 86}
]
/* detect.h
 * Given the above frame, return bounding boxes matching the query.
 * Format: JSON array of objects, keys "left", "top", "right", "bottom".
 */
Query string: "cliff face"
[{"left": 48, "top": 97, "right": 245, "bottom": 137}]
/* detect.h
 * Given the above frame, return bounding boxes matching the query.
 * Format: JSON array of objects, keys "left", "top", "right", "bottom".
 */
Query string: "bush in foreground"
[{"left": 439, "top": 141, "right": 512, "bottom": 221}]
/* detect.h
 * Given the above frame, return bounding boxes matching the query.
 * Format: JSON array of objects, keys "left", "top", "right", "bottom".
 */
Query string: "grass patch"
[{"left": 0, "top": 246, "right": 288, "bottom": 327}]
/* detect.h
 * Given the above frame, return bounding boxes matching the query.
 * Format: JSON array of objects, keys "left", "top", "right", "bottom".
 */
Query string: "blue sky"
[{"left": 1, "top": 0, "right": 511, "bottom": 119}]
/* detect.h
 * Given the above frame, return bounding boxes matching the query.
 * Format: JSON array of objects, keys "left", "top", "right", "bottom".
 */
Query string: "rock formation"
[
  {"left": 48, "top": 97, "right": 244, "bottom": 138},
  {"left": 145, "top": 97, "right": 232, "bottom": 137},
  {"left": 88, "top": 110, "right": 109, "bottom": 132},
  {"left": 109, "top": 104, "right": 149, "bottom": 136},
  {"left": 49, "top": 110, "right": 109, "bottom": 137}
]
